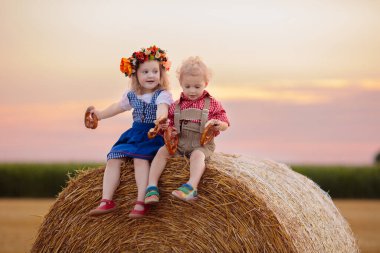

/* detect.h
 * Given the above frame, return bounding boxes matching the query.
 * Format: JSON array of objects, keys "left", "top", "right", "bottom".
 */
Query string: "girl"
[
  {"left": 86, "top": 46, "right": 173, "bottom": 218},
  {"left": 144, "top": 56, "right": 230, "bottom": 204}
]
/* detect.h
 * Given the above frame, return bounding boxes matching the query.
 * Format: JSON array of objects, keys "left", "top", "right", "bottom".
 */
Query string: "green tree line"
[{"left": 0, "top": 163, "right": 379, "bottom": 198}]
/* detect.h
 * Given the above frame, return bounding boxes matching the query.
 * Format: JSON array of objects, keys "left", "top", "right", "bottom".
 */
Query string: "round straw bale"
[{"left": 32, "top": 153, "right": 358, "bottom": 253}]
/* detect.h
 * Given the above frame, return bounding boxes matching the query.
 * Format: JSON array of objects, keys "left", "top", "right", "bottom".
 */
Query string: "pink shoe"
[
  {"left": 129, "top": 201, "right": 150, "bottom": 218},
  {"left": 89, "top": 199, "right": 116, "bottom": 216}
]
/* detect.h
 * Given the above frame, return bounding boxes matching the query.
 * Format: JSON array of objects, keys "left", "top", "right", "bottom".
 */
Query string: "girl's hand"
[
  {"left": 84, "top": 106, "right": 99, "bottom": 129},
  {"left": 159, "top": 119, "right": 170, "bottom": 130},
  {"left": 91, "top": 108, "right": 101, "bottom": 120},
  {"left": 148, "top": 117, "right": 167, "bottom": 139}
]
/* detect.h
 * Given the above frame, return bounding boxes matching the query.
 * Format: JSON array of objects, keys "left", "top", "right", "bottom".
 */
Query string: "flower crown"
[{"left": 120, "top": 45, "right": 171, "bottom": 77}]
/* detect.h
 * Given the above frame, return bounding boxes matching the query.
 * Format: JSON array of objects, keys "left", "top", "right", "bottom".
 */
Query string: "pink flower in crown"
[{"left": 162, "top": 60, "right": 172, "bottom": 71}]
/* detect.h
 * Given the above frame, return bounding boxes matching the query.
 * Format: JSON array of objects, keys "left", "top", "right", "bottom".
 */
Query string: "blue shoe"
[{"left": 144, "top": 185, "right": 160, "bottom": 204}]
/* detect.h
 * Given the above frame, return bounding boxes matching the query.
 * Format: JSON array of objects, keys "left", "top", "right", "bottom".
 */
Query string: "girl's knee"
[
  {"left": 107, "top": 159, "right": 122, "bottom": 167},
  {"left": 133, "top": 158, "right": 149, "bottom": 167}
]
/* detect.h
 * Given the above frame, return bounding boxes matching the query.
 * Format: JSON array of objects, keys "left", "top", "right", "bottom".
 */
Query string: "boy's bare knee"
[
  {"left": 158, "top": 146, "right": 170, "bottom": 158},
  {"left": 190, "top": 150, "right": 205, "bottom": 162}
]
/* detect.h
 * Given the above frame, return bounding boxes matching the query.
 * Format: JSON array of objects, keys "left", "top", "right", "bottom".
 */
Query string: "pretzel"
[
  {"left": 147, "top": 117, "right": 178, "bottom": 154},
  {"left": 164, "top": 126, "right": 179, "bottom": 155},
  {"left": 200, "top": 123, "right": 218, "bottom": 146},
  {"left": 147, "top": 116, "right": 167, "bottom": 139},
  {"left": 84, "top": 106, "right": 98, "bottom": 129}
]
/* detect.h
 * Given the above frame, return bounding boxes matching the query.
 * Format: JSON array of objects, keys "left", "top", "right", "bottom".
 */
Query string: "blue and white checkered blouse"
[{"left": 127, "top": 89, "right": 162, "bottom": 123}]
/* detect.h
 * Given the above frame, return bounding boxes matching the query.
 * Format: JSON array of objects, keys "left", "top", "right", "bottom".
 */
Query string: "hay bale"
[{"left": 32, "top": 153, "right": 358, "bottom": 253}]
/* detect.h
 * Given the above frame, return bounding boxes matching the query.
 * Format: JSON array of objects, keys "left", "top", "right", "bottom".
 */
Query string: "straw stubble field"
[{"left": 0, "top": 199, "right": 379, "bottom": 253}]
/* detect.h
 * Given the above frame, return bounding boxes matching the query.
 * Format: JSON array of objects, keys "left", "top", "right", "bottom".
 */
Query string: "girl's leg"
[
  {"left": 187, "top": 150, "right": 206, "bottom": 189},
  {"left": 98, "top": 158, "right": 122, "bottom": 207},
  {"left": 132, "top": 158, "right": 150, "bottom": 211},
  {"left": 148, "top": 146, "right": 171, "bottom": 186}
]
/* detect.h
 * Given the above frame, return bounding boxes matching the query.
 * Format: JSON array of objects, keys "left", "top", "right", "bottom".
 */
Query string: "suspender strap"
[
  {"left": 174, "top": 103, "right": 181, "bottom": 134},
  {"left": 151, "top": 89, "right": 162, "bottom": 104},
  {"left": 200, "top": 97, "right": 211, "bottom": 133}
]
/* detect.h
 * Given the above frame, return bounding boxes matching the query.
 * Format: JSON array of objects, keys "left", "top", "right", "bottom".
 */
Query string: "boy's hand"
[
  {"left": 171, "top": 127, "right": 178, "bottom": 138},
  {"left": 206, "top": 119, "right": 229, "bottom": 131},
  {"left": 205, "top": 119, "right": 220, "bottom": 131}
]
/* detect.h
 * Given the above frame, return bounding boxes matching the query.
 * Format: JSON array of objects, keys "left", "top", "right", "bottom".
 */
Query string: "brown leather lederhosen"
[{"left": 173, "top": 97, "right": 215, "bottom": 158}]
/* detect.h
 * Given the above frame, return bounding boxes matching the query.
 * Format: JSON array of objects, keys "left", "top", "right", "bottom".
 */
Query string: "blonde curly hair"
[{"left": 177, "top": 56, "right": 212, "bottom": 84}]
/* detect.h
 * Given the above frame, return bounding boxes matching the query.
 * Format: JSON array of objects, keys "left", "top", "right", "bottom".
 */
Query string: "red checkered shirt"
[{"left": 168, "top": 90, "right": 230, "bottom": 136}]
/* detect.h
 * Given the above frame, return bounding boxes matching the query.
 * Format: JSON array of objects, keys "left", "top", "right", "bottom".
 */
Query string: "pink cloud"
[{"left": 0, "top": 86, "right": 379, "bottom": 164}]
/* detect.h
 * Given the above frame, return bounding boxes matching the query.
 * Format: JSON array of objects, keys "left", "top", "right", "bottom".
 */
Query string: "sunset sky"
[{"left": 1, "top": 0, "right": 379, "bottom": 164}]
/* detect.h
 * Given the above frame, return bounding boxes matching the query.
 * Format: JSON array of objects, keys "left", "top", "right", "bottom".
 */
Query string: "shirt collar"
[{"left": 180, "top": 90, "right": 210, "bottom": 102}]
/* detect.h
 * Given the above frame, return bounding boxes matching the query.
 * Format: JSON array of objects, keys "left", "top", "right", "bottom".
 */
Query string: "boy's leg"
[
  {"left": 187, "top": 150, "right": 206, "bottom": 189},
  {"left": 144, "top": 147, "right": 170, "bottom": 204},
  {"left": 100, "top": 158, "right": 122, "bottom": 205},
  {"left": 133, "top": 158, "right": 150, "bottom": 211},
  {"left": 148, "top": 146, "right": 171, "bottom": 186},
  {"left": 171, "top": 150, "right": 205, "bottom": 201}
]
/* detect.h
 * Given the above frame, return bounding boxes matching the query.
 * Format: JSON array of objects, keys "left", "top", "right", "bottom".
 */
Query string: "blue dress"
[{"left": 107, "top": 90, "right": 165, "bottom": 161}]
